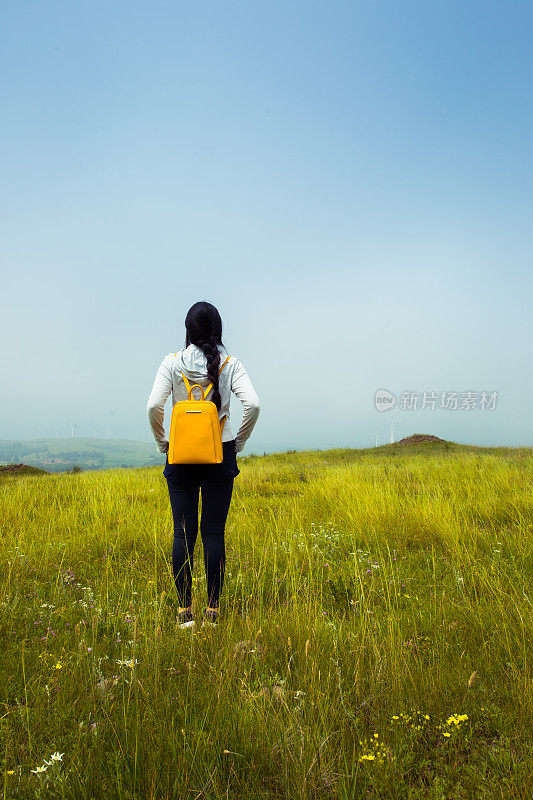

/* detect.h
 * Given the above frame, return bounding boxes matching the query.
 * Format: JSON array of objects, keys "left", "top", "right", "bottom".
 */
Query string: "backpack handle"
[
  {"left": 187, "top": 383, "right": 206, "bottom": 401},
  {"left": 181, "top": 355, "right": 230, "bottom": 402}
]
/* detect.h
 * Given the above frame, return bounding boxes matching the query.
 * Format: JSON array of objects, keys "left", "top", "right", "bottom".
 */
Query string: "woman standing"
[{"left": 147, "top": 301, "right": 260, "bottom": 628}]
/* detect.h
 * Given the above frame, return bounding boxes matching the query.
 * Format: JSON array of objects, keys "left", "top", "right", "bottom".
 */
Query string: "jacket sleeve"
[
  {"left": 147, "top": 355, "right": 172, "bottom": 454},
  {"left": 231, "top": 358, "right": 260, "bottom": 453}
]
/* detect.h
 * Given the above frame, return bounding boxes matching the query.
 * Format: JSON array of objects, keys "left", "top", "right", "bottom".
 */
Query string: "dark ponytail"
[{"left": 184, "top": 301, "right": 224, "bottom": 411}]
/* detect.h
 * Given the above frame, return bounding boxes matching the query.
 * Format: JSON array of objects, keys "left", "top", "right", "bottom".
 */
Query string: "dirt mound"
[
  {"left": 0, "top": 463, "right": 48, "bottom": 476},
  {"left": 394, "top": 434, "right": 447, "bottom": 447}
]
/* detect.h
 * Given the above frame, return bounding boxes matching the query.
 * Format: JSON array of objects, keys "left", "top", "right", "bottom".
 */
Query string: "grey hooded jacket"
[{"left": 147, "top": 344, "right": 260, "bottom": 455}]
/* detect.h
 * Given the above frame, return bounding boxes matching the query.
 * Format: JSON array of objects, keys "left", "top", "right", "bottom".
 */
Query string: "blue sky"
[{"left": 1, "top": 1, "right": 531, "bottom": 451}]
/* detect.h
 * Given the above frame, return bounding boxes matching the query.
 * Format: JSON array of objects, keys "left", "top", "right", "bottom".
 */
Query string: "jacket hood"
[{"left": 176, "top": 343, "right": 229, "bottom": 379}]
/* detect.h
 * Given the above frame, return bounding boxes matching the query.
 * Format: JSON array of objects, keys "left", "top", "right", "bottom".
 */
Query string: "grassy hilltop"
[{"left": 0, "top": 437, "right": 531, "bottom": 798}]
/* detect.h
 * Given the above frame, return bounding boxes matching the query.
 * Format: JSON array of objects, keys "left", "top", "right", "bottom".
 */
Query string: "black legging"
[{"left": 163, "top": 440, "right": 239, "bottom": 609}]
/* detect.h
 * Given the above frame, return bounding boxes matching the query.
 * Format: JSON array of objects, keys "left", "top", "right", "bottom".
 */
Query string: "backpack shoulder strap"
[{"left": 219, "top": 355, "right": 230, "bottom": 373}]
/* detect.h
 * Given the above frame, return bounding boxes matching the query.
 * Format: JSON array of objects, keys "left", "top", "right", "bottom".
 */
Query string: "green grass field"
[{"left": 1, "top": 442, "right": 531, "bottom": 799}]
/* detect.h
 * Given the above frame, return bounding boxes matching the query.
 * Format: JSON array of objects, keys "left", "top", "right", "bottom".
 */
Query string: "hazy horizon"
[{"left": 2, "top": 1, "right": 532, "bottom": 451}]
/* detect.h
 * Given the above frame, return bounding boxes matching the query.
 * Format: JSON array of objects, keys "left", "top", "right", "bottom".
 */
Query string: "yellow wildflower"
[{"left": 446, "top": 713, "right": 468, "bottom": 726}]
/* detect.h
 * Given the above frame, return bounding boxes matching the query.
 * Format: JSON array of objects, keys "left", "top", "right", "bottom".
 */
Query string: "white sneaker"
[
  {"left": 176, "top": 608, "right": 195, "bottom": 629},
  {"left": 202, "top": 607, "right": 219, "bottom": 627}
]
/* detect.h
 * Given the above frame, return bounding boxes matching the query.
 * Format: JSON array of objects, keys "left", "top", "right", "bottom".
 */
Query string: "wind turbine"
[
  {"left": 70, "top": 423, "right": 78, "bottom": 438},
  {"left": 389, "top": 417, "right": 402, "bottom": 444},
  {"left": 368, "top": 428, "right": 381, "bottom": 447}
]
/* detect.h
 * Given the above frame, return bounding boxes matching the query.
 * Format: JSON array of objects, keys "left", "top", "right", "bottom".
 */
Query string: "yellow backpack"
[{"left": 167, "top": 355, "right": 231, "bottom": 464}]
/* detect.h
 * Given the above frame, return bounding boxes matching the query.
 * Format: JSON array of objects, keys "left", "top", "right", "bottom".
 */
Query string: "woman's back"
[{"left": 147, "top": 343, "right": 260, "bottom": 454}]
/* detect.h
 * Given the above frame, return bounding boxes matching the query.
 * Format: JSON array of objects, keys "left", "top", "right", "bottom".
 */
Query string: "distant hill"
[
  {"left": 345, "top": 434, "right": 532, "bottom": 461},
  {"left": 269, "top": 435, "right": 531, "bottom": 466},
  {"left": 363, "top": 433, "right": 529, "bottom": 458},
  {"left": 393, "top": 434, "right": 447, "bottom": 446},
  {"left": 0, "top": 463, "right": 48, "bottom": 478},
  {"left": 0, "top": 438, "right": 165, "bottom": 473}
]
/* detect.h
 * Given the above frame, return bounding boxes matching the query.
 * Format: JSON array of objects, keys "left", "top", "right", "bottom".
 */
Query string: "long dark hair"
[{"left": 184, "top": 301, "right": 225, "bottom": 411}]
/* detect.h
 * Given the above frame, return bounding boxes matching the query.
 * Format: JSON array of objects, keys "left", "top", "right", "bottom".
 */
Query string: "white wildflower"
[{"left": 116, "top": 659, "right": 138, "bottom": 668}]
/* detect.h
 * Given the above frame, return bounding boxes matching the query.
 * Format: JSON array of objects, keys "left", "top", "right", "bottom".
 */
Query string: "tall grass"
[{"left": 1, "top": 445, "right": 531, "bottom": 798}]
